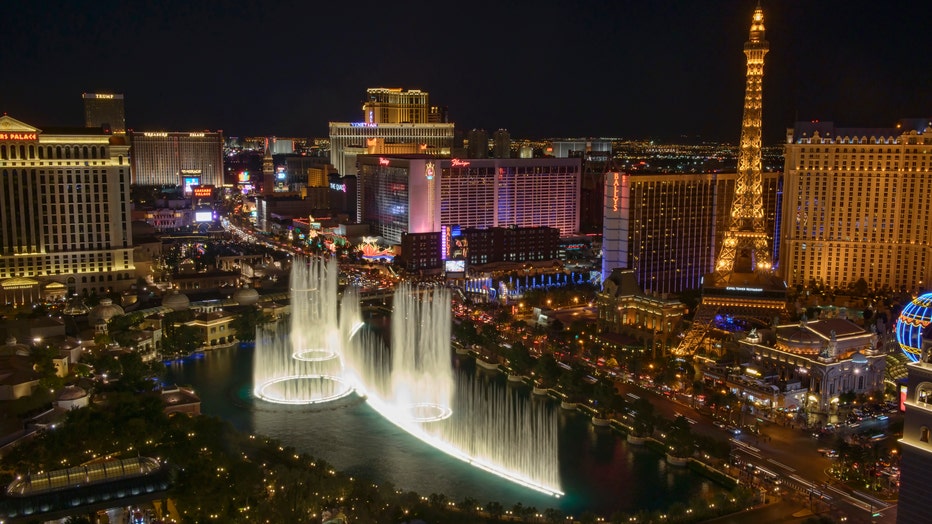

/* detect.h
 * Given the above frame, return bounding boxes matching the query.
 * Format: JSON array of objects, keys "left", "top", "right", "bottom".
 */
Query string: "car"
[{"left": 714, "top": 420, "right": 726, "bottom": 429}]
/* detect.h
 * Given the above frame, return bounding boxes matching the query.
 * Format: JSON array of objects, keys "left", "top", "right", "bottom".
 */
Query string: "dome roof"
[
  {"left": 895, "top": 293, "right": 932, "bottom": 362},
  {"left": 776, "top": 323, "right": 822, "bottom": 354},
  {"left": 232, "top": 287, "right": 259, "bottom": 306},
  {"left": 88, "top": 298, "right": 124, "bottom": 323},
  {"left": 850, "top": 351, "right": 868, "bottom": 365},
  {"left": 162, "top": 291, "right": 191, "bottom": 311},
  {"left": 57, "top": 385, "right": 88, "bottom": 401}
]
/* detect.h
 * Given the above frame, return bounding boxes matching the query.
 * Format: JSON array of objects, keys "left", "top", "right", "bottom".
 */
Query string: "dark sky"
[{"left": 2, "top": 0, "right": 929, "bottom": 143}]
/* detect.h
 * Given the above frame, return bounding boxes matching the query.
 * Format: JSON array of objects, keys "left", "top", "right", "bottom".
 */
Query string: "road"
[{"left": 610, "top": 379, "right": 898, "bottom": 524}]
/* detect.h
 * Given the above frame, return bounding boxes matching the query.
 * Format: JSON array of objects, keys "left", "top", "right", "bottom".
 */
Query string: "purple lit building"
[{"left": 356, "top": 155, "right": 580, "bottom": 245}]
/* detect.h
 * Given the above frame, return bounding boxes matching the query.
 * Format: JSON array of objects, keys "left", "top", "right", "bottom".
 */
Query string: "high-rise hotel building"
[
  {"left": 129, "top": 130, "right": 224, "bottom": 187},
  {"left": 898, "top": 332, "right": 932, "bottom": 524},
  {"left": 0, "top": 115, "right": 134, "bottom": 304},
  {"left": 83, "top": 92, "right": 125, "bottom": 134},
  {"left": 602, "top": 170, "right": 782, "bottom": 296},
  {"left": 357, "top": 156, "right": 580, "bottom": 245},
  {"left": 781, "top": 119, "right": 932, "bottom": 292},
  {"left": 329, "top": 88, "right": 454, "bottom": 176}
]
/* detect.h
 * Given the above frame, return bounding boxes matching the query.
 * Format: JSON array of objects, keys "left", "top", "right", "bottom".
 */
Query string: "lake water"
[{"left": 164, "top": 344, "right": 716, "bottom": 516}]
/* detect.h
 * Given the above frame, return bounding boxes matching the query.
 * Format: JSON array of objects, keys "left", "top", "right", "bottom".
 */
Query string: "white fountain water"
[
  {"left": 253, "top": 259, "right": 562, "bottom": 496},
  {"left": 253, "top": 256, "right": 354, "bottom": 404},
  {"left": 353, "top": 283, "right": 562, "bottom": 496}
]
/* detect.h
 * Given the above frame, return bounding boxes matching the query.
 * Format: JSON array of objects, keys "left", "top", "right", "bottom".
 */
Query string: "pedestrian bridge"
[{"left": 0, "top": 457, "right": 170, "bottom": 523}]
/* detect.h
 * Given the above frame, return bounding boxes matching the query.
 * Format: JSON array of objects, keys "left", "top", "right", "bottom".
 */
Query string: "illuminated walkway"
[{"left": 0, "top": 457, "right": 170, "bottom": 523}]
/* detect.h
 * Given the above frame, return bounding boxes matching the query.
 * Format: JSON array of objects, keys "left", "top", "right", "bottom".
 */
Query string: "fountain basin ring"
[
  {"left": 405, "top": 402, "right": 453, "bottom": 423},
  {"left": 292, "top": 348, "right": 338, "bottom": 361},
  {"left": 254, "top": 374, "right": 353, "bottom": 405}
]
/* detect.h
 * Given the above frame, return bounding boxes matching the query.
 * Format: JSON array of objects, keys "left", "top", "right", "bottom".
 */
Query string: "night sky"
[{"left": 2, "top": 0, "right": 929, "bottom": 143}]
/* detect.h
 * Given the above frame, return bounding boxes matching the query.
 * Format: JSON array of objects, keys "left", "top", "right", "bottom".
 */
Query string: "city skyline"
[{"left": 2, "top": 0, "right": 928, "bottom": 142}]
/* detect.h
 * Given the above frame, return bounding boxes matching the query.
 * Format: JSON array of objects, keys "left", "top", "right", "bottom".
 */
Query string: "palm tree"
[
  {"left": 666, "top": 415, "right": 696, "bottom": 458},
  {"left": 485, "top": 501, "right": 505, "bottom": 521},
  {"left": 632, "top": 397, "right": 656, "bottom": 437}
]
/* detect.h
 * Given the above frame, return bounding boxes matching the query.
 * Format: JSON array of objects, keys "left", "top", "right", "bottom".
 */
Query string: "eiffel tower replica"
[{"left": 676, "top": 3, "right": 786, "bottom": 356}]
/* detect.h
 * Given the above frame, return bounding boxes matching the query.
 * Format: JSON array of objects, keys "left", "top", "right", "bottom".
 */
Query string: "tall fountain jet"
[
  {"left": 254, "top": 259, "right": 561, "bottom": 496},
  {"left": 389, "top": 283, "right": 454, "bottom": 421},
  {"left": 253, "top": 256, "right": 356, "bottom": 404}
]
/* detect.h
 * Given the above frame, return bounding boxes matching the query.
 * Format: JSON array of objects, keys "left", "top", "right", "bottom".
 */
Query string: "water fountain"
[
  {"left": 253, "top": 257, "right": 355, "bottom": 404},
  {"left": 253, "top": 257, "right": 562, "bottom": 496}
]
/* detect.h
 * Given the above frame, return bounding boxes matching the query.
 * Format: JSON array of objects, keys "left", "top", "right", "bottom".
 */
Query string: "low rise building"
[
  {"left": 737, "top": 317, "right": 885, "bottom": 416},
  {"left": 596, "top": 268, "right": 686, "bottom": 356}
]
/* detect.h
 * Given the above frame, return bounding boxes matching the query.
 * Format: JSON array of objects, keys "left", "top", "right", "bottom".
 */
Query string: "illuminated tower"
[
  {"left": 262, "top": 137, "right": 274, "bottom": 194},
  {"left": 713, "top": 3, "right": 770, "bottom": 282},
  {"left": 675, "top": 3, "right": 785, "bottom": 356}
]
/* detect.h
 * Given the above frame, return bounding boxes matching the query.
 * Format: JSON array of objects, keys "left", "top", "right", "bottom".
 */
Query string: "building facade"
[
  {"left": 82, "top": 92, "right": 125, "bottom": 134},
  {"left": 328, "top": 122, "right": 454, "bottom": 177},
  {"left": 781, "top": 120, "right": 932, "bottom": 292},
  {"left": 601, "top": 170, "right": 782, "bottom": 296},
  {"left": 737, "top": 318, "right": 885, "bottom": 415},
  {"left": 898, "top": 334, "right": 932, "bottom": 524},
  {"left": 596, "top": 268, "right": 687, "bottom": 355},
  {"left": 357, "top": 156, "right": 580, "bottom": 245},
  {"left": 493, "top": 129, "right": 511, "bottom": 159},
  {"left": 467, "top": 129, "right": 489, "bottom": 158},
  {"left": 363, "top": 88, "right": 429, "bottom": 124},
  {"left": 329, "top": 87, "right": 454, "bottom": 176},
  {"left": 550, "top": 139, "right": 612, "bottom": 159},
  {"left": 130, "top": 131, "right": 224, "bottom": 187},
  {"left": 0, "top": 115, "right": 135, "bottom": 303}
]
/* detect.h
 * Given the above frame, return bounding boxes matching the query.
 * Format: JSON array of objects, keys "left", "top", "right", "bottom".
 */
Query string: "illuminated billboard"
[
  {"left": 192, "top": 186, "right": 213, "bottom": 198},
  {"left": 238, "top": 171, "right": 250, "bottom": 183},
  {"left": 195, "top": 210, "right": 214, "bottom": 223},
  {"left": 182, "top": 176, "right": 201, "bottom": 195},
  {"left": 444, "top": 259, "right": 466, "bottom": 273},
  {"left": 275, "top": 167, "right": 287, "bottom": 180}
]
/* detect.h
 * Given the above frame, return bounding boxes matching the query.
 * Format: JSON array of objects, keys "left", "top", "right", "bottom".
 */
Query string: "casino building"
[
  {"left": 356, "top": 155, "right": 580, "bottom": 245},
  {"left": 737, "top": 317, "right": 884, "bottom": 415},
  {"left": 329, "top": 88, "right": 454, "bottom": 176},
  {"left": 601, "top": 170, "right": 782, "bottom": 295},
  {"left": 0, "top": 115, "right": 135, "bottom": 304},
  {"left": 129, "top": 130, "right": 223, "bottom": 187},
  {"left": 781, "top": 119, "right": 932, "bottom": 292}
]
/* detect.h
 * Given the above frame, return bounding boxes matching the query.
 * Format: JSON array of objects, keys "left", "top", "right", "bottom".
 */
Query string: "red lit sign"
[
  {"left": 0, "top": 132, "right": 37, "bottom": 141},
  {"left": 612, "top": 172, "right": 620, "bottom": 211},
  {"left": 451, "top": 159, "right": 470, "bottom": 167},
  {"left": 192, "top": 187, "right": 213, "bottom": 198},
  {"left": 378, "top": 157, "right": 390, "bottom": 166}
]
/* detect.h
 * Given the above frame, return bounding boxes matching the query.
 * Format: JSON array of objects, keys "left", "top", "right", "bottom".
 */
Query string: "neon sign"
[
  {"left": 725, "top": 286, "right": 764, "bottom": 292},
  {"left": 612, "top": 172, "right": 620, "bottom": 211},
  {"left": 0, "top": 132, "right": 37, "bottom": 141},
  {"left": 425, "top": 161, "right": 435, "bottom": 180},
  {"left": 95, "top": 94, "right": 115, "bottom": 99},
  {"left": 330, "top": 182, "right": 347, "bottom": 192},
  {"left": 350, "top": 122, "right": 378, "bottom": 128},
  {"left": 451, "top": 159, "right": 470, "bottom": 167},
  {"left": 192, "top": 187, "right": 213, "bottom": 198},
  {"left": 189, "top": 132, "right": 205, "bottom": 138},
  {"left": 379, "top": 157, "right": 390, "bottom": 166}
]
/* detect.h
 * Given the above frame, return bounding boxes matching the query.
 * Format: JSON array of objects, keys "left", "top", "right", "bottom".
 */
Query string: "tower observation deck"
[{"left": 676, "top": 4, "right": 786, "bottom": 356}]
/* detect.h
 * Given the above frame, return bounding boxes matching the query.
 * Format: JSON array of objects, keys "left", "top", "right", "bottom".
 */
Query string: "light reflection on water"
[{"left": 165, "top": 344, "right": 716, "bottom": 515}]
